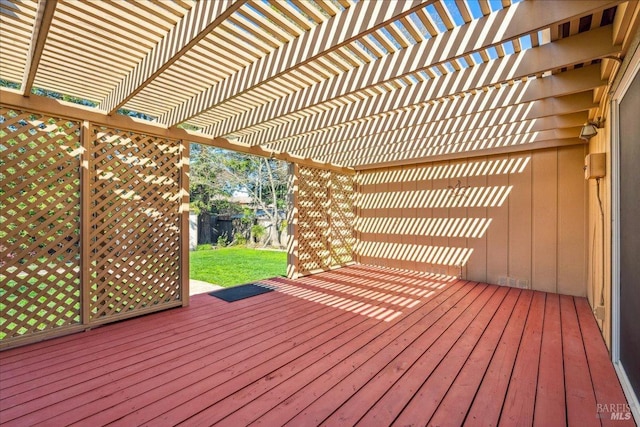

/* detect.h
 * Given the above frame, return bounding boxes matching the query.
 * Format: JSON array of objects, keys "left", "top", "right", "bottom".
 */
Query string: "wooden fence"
[{"left": 0, "top": 106, "right": 189, "bottom": 349}]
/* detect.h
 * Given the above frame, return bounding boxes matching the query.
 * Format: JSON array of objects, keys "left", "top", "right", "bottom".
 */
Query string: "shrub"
[
  {"left": 234, "top": 233, "right": 247, "bottom": 246},
  {"left": 216, "top": 235, "right": 229, "bottom": 247},
  {"left": 251, "top": 224, "right": 266, "bottom": 242}
]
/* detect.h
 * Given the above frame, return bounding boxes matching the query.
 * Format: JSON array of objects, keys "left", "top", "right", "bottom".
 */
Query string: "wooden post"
[
  {"left": 287, "top": 163, "right": 299, "bottom": 279},
  {"left": 353, "top": 173, "right": 360, "bottom": 265},
  {"left": 180, "top": 142, "right": 190, "bottom": 305},
  {"left": 80, "top": 121, "right": 91, "bottom": 325},
  {"left": 326, "top": 171, "right": 333, "bottom": 268}
]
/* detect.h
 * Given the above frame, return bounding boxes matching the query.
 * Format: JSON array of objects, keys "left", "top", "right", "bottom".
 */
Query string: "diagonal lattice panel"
[
  {"left": 89, "top": 127, "right": 183, "bottom": 322},
  {"left": 329, "top": 172, "right": 356, "bottom": 266},
  {"left": 297, "top": 167, "right": 331, "bottom": 274},
  {"left": 296, "top": 166, "right": 355, "bottom": 276},
  {"left": 0, "top": 107, "right": 81, "bottom": 340}
]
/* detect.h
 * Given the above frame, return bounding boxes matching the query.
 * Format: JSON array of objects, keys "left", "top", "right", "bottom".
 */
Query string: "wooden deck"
[{"left": 0, "top": 265, "right": 633, "bottom": 426}]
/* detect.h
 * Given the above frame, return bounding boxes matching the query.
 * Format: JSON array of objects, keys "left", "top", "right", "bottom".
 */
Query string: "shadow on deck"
[{"left": 0, "top": 265, "right": 633, "bottom": 426}]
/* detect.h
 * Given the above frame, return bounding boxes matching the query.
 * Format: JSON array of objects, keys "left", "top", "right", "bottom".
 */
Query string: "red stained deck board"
[
  {"left": 286, "top": 282, "right": 486, "bottom": 426},
  {"left": 382, "top": 285, "right": 510, "bottom": 427},
  {"left": 178, "top": 313, "right": 380, "bottom": 426},
  {"left": 561, "top": 295, "right": 600, "bottom": 427},
  {"left": 533, "top": 293, "right": 566, "bottom": 427},
  {"left": 426, "top": 287, "right": 522, "bottom": 427},
  {"left": 0, "top": 291, "right": 310, "bottom": 401},
  {"left": 329, "top": 284, "right": 501, "bottom": 426},
  {"left": 498, "top": 291, "right": 545, "bottom": 426},
  {"left": 0, "top": 289, "right": 287, "bottom": 382},
  {"left": 575, "top": 298, "right": 635, "bottom": 427},
  {"left": 0, "top": 266, "right": 633, "bottom": 427},
  {"left": 297, "top": 270, "right": 428, "bottom": 296},
  {"left": 174, "top": 280, "right": 463, "bottom": 426},
  {"left": 221, "top": 279, "right": 468, "bottom": 427},
  {"left": 128, "top": 308, "right": 373, "bottom": 425},
  {"left": 28, "top": 298, "right": 355, "bottom": 426},
  {"left": 249, "top": 280, "right": 471, "bottom": 427},
  {"left": 463, "top": 289, "right": 534, "bottom": 427},
  {"left": 329, "top": 266, "right": 451, "bottom": 299},
  {"left": 0, "top": 292, "right": 320, "bottom": 421},
  {"left": 0, "top": 289, "right": 241, "bottom": 367}
]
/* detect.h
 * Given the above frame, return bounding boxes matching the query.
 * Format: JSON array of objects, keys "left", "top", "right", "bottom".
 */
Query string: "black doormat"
[{"left": 209, "top": 283, "right": 273, "bottom": 302}]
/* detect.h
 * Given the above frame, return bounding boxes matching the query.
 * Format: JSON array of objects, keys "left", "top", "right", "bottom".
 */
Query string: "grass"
[{"left": 189, "top": 246, "right": 287, "bottom": 287}]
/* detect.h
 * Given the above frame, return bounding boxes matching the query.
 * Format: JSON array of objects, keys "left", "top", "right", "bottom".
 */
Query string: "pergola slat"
[
  {"left": 0, "top": 88, "right": 353, "bottom": 175},
  {"left": 238, "top": 25, "right": 620, "bottom": 149},
  {"left": 20, "top": 0, "right": 57, "bottom": 96},
  {"left": 0, "top": 0, "right": 637, "bottom": 171},
  {"left": 98, "top": 0, "right": 245, "bottom": 114},
  {"left": 157, "top": 0, "right": 432, "bottom": 127},
  {"left": 318, "top": 112, "right": 589, "bottom": 166},
  {"left": 276, "top": 76, "right": 602, "bottom": 158},
  {"left": 288, "top": 91, "right": 598, "bottom": 162},
  {"left": 205, "top": 0, "right": 620, "bottom": 140}
]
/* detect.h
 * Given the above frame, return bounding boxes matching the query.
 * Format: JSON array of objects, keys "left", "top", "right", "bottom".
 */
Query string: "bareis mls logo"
[{"left": 596, "top": 403, "right": 633, "bottom": 420}]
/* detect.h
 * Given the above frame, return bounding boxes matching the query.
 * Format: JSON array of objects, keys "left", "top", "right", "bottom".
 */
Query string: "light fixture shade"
[{"left": 579, "top": 122, "right": 599, "bottom": 141}]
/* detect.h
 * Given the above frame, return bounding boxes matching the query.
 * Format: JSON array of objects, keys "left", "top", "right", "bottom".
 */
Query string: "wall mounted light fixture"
[{"left": 579, "top": 118, "right": 604, "bottom": 141}]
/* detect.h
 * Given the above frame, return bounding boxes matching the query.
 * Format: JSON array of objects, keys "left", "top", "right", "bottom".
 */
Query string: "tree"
[
  {"left": 189, "top": 145, "right": 229, "bottom": 244},
  {"left": 188, "top": 144, "right": 289, "bottom": 249},
  {"left": 221, "top": 153, "right": 288, "bottom": 248}
]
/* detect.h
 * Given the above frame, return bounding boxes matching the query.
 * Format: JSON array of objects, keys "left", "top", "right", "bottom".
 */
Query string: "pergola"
[{"left": 1, "top": 0, "right": 639, "bottom": 423}]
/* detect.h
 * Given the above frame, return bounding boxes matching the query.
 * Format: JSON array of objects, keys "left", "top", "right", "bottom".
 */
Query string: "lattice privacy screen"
[
  {"left": 0, "top": 108, "right": 81, "bottom": 340},
  {"left": 1, "top": 106, "right": 187, "bottom": 348},
  {"left": 329, "top": 172, "right": 356, "bottom": 265},
  {"left": 291, "top": 166, "right": 355, "bottom": 277},
  {"left": 89, "top": 127, "right": 183, "bottom": 322}
]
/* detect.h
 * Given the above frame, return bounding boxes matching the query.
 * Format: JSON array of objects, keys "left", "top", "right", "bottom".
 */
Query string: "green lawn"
[{"left": 190, "top": 246, "right": 287, "bottom": 287}]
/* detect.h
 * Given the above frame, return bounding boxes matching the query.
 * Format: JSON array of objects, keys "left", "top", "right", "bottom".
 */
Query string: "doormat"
[{"left": 209, "top": 283, "right": 274, "bottom": 302}]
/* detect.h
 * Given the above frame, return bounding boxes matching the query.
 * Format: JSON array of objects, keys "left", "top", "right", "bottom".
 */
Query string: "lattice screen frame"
[
  {"left": 1, "top": 107, "right": 84, "bottom": 346},
  {"left": 288, "top": 164, "right": 356, "bottom": 278},
  {"left": 1, "top": 105, "right": 190, "bottom": 350},
  {"left": 86, "top": 125, "right": 187, "bottom": 325}
]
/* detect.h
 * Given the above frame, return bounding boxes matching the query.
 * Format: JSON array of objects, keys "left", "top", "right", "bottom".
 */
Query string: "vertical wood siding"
[{"left": 355, "top": 145, "right": 588, "bottom": 295}]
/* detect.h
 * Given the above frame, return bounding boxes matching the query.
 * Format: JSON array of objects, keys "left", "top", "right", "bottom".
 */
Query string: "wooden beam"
[
  {"left": 320, "top": 111, "right": 589, "bottom": 166},
  {"left": 241, "top": 25, "right": 621, "bottom": 147},
  {"left": 354, "top": 138, "right": 586, "bottom": 171},
  {"left": 157, "top": 0, "right": 431, "bottom": 127},
  {"left": 351, "top": 126, "right": 583, "bottom": 167},
  {"left": 0, "top": 89, "right": 353, "bottom": 175},
  {"left": 206, "top": 1, "right": 621, "bottom": 138},
  {"left": 269, "top": 65, "right": 604, "bottom": 154},
  {"left": 98, "top": 0, "right": 246, "bottom": 114},
  {"left": 613, "top": 1, "right": 639, "bottom": 46},
  {"left": 21, "top": 0, "right": 57, "bottom": 96},
  {"left": 303, "top": 100, "right": 592, "bottom": 163},
  {"left": 616, "top": 0, "right": 640, "bottom": 53}
]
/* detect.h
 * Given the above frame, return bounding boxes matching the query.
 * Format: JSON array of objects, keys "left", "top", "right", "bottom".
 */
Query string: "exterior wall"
[
  {"left": 355, "top": 145, "right": 588, "bottom": 296},
  {"left": 587, "top": 126, "right": 612, "bottom": 347}
]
